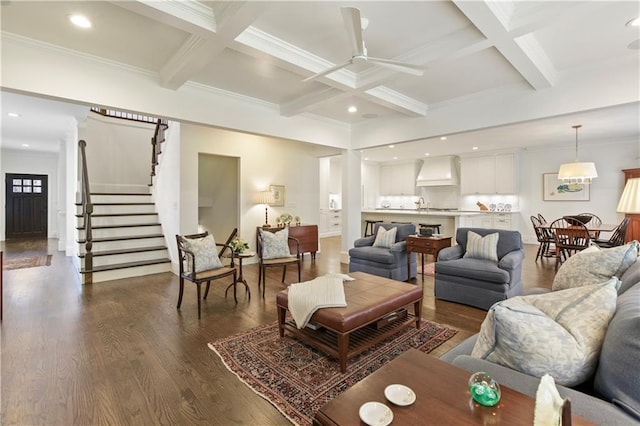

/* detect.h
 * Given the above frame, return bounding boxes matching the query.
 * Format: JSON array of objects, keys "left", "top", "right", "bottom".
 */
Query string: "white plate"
[
  {"left": 384, "top": 384, "right": 416, "bottom": 406},
  {"left": 359, "top": 402, "right": 393, "bottom": 426}
]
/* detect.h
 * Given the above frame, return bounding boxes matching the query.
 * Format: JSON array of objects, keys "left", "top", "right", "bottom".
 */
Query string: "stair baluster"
[{"left": 78, "top": 140, "right": 93, "bottom": 284}]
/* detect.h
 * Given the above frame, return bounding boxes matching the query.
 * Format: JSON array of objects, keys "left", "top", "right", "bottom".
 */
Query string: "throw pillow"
[
  {"left": 464, "top": 231, "right": 499, "bottom": 262},
  {"left": 373, "top": 226, "right": 397, "bottom": 248},
  {"left": 471, "top": 277, "right": 619, "bottom": 386},
  {"left": 594, "top": 283, "right": 640, "bottom": 420},
  {"left": 260, "top": 228, "right": 291, "bottom": 260},
  {"left": 552, "top": 241, "right": 638, "bottom": 292},
  {"left": 182, "top": 234, "right": 223, "bottom": 273}
]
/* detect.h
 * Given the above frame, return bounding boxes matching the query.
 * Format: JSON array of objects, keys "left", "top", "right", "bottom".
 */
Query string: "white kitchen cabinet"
[
  {"left": 380, "top": 163, "right": 415, "bottom": 195},
  {"left": 459, "top": 213, "right": 513, "bottom": 230},
  {"left": 320, "top": 209, "right": 341, "bottom": 235},
  {"left": 460, "top": 153, "right": 515, "bottom": 195}
]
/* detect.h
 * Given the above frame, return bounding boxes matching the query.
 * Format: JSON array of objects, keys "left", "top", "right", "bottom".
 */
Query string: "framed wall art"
[
  {"left": 542, "top": 173, "right": 590, "bottom": 201},
  {"left": 270, "top": 185, "right": 285, "bottom": 207}
]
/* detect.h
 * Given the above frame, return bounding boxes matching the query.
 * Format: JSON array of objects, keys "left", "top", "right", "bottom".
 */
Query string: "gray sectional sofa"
[{"left": 441, "top": 247, "right": 640, "bottom": 425}]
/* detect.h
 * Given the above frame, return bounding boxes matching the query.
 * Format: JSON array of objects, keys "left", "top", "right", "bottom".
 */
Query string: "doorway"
[
  {"left": 5, "top": 173, "right": 48, "bottom": 239},
  {"left": 197, "top": 154, "right": 239, "bottom": 241}
]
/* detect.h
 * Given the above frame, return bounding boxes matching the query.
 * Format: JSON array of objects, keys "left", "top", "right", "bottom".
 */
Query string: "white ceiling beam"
[
  {"left": 280, "top": 88, "right": 347, "bottom": 117},
  {"left": 453, "top": 0, "right": 555, "bottom": 90},
  {"left": 113, "top": 0, "right": 217, "bottom": 37},
  {"left": 115, "top": 1, "right": 268, "bottom": 90}
]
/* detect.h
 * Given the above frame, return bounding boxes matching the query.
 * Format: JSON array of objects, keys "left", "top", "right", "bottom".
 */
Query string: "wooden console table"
[
  {"left": 259, "top": 224, "right": 319, "bottom": 260},
  {"left": 406, "top": 235, "right": 452, "bottom": 278}
]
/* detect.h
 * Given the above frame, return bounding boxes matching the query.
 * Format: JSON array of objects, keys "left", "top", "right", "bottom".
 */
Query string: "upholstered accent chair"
[
  {"left": 434, "top": 227, "right": 525, "bottom": 310},
  {"left": 348, "top": 222, "right": 417, "bottom": 281}
]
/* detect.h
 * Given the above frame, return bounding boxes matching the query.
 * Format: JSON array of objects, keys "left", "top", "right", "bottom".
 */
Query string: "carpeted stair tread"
[
  {"left": 75, "top": 202, "right": 154, "bottom": 206},
  {"left": 89, "top": 192, "right": 151, "bottom": 196},
  {"left": 77, "top": 233, "right": 165, "bottom": 243},
  {"left": 75, "top": 212, "right": 157, "bottom": 218},
  {"left": 80, "top": 257, "right": 170, "bottom": 273},
  {"left": 79, "top": 245, "right": 167, "bottom": 258},
  {"left": 76, "top": 223, "right": 161, "bottom": 230}
]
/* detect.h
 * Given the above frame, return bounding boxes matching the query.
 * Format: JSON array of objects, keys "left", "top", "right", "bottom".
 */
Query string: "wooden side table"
[
  {"left": 224, "top": 251, "right": 254, "bottom": 299},
  {"left": 406, "top": 235, "right": 452, "bottom": 278}
]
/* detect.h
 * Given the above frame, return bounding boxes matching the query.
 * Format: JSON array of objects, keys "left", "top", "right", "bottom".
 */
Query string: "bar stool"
[
  {"left": 419, "top": 223, "right": 441, "bottom": 234},
  {"left": 364, "top": 220, "right": 383, "bottom": 237}
]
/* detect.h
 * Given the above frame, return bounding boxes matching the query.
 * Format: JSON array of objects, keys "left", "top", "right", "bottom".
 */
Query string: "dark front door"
[{"left": 5, "top": 173, "right": 48, "bottom": 239}]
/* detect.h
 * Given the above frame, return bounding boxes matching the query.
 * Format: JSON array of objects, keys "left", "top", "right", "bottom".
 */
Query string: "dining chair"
[
  {"left": 257, "top": 227, "right": 301, "bottom": 298},
  {"left": 176, "top": 232, "right": 238, "bottom": 319},
  {"left": 549, "top": 219, "right": 591, "bottom": 268},
  {"left": 594, "top": 217, "right": 630, "bottom": 248},
  {"left": 578, "top": 213, "right": 602, "bottom": 239},
  {"left": 537, "top": 213, "right": 548, "bottom": 224},
  {"left": 531, "top": 216, "right": 554, "bottom": 262}
]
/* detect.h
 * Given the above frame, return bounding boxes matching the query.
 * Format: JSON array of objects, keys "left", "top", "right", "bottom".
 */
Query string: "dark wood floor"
[{"left": 0, "top": 237, "right": 556, "bottom": 425}]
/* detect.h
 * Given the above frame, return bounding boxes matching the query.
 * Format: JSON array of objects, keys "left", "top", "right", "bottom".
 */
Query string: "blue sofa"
[
  {"left": 348, "top": 222, "right": 416, "bottom": 282},
  {"left": 441, "top": 251, "right": 640, "bottom": 425}
]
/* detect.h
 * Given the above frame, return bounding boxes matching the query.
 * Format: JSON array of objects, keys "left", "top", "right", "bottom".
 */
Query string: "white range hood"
[{"left": 416, "top": 155, "right": 459, "bottom": 186}]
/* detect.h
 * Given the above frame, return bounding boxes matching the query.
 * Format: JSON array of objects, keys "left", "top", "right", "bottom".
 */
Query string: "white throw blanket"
[{"left": 287, "top": 274, "right": 353, "bottom": 329}]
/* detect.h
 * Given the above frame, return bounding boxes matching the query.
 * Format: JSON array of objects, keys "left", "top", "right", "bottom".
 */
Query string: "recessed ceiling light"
[
  {"left": 347, "top": 106, "right": 357, "bottom": 113},
  {"left": 69, "top": 14, "right": 92, "bottom": 29},
  {"left": 626, "top": 17, "right": 640, "bottom": 27},
  {"left": 472, "top": 146, "right": 479, "bottom": 151},
  {"left": 364, "top": 157, "right": 369, "bottom": 161},
  {"left": 424, "top": 153, "right": 430, "bottom": 156},
  {"left": 389, "top": 145, "right": 395, "bottom": 148},
  {"left": 7, "top": 112, "right": 21, "bottom": 118},
  {"left": 393, "top": 156, "right": 398, "bottom": 160},
  {"left": 440, "top": 136, "right": 447, "bottom": 141},
  {"left": 21, "top": 144, "right": 30, "bottom": 147}
]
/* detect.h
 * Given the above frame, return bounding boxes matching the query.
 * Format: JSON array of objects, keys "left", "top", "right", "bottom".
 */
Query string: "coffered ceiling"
[{"left": 1, "top": 1, "right": 639, "bottom": 162}]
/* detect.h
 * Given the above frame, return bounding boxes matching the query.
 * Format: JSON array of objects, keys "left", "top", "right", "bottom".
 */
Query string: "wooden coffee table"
[
  {"left": 276, "top": 272, "right": 423, "bottom": 373},
  {"left": 314, "top": 348, "right": 595, "bottom": 425}
]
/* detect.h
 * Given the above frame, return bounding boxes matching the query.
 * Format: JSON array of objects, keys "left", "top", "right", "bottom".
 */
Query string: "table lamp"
[
  {"left": 616, "top": 177, "right": 640, "bottom": 242},
  {"left": 259, "top": 190, "right": 275, "bottom": 227}
]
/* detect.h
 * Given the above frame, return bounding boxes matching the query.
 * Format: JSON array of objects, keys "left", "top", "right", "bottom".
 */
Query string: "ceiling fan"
[{"left": 303, "top": 7, "right": 425, "bottom": 82}]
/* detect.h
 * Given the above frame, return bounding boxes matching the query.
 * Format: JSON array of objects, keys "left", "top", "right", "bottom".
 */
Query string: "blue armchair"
[
  {"left": 348, "top": 222, "right": 417, "bottom": 281},
  {"left": 435, "top": 227, "right": 525, "bottom": 310}
]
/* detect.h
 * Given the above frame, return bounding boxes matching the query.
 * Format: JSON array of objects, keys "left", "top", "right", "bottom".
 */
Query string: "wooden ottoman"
[{"left": 276, "top": 271, "right": 423, "bottom": 373}]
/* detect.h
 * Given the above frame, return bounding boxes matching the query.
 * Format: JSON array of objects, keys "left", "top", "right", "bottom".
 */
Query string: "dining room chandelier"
[{"left": 557, "top": 124, "right": 598, "bottom": 184}]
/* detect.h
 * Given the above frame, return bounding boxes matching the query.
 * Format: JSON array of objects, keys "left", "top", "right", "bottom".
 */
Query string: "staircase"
[{"left": 76, "top": 191, "right": 171, "bottom": 283}]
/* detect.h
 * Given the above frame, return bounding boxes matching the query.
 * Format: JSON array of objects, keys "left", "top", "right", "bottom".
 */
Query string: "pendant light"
[{"left": 557, "top": 125, "right": 598, "bottom": 184}]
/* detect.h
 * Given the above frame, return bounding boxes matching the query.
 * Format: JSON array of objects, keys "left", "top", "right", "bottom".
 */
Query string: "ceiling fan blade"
[
  {"left": 302, "top": 60, "right": 353, "bottom": 82},
  {"left": 367, "top": 57, "right": 425, "bottom": 76},
  {"left": 341, "top": 7, "right": 365, "bottom": 57}
]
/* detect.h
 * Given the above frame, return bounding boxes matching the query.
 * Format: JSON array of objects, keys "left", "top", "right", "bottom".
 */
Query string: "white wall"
[
  {"left": 79, "top": 114, "right": 155, "bottom": 191},
  {"left": 152, "top": 121, "right": 182, "bottom": 268},
  {"left": 1, "top": 148, "right": 60, "bottom": 239},
  {"left": 179, "top": 123, "right": 321, "bottom": 266},
  {"left": 516, "top": 138, "right": 637, "bottom": 243}
]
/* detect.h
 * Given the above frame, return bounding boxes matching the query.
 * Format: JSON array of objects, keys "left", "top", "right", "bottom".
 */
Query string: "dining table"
[{"left": 538, "top": 222, "right": 618, "bottom": 232}]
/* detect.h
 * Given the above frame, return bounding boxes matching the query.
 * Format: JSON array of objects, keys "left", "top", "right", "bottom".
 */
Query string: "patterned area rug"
[
  {"left": 4, "top": 255, "right": 52, "bottom": 270},
  {"left": 209, "top": 318, "right": 457, "bottom": 426},
  {"left": 417, "top": 262, "right": 436, "bottom": 276}
]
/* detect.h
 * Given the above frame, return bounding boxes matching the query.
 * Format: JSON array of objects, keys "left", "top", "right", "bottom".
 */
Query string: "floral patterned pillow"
[
  {"left": 553, "top": 241, "right": 638, "bottom": 291},
  {"left": 260, "top": 228, "right": 291, "bottom": 260},
  {"left": 182, "top": 234, "right": 223, "bottom": 273},
  {"left": 471, "top": 277, "right": 618, "bottom": 386}
]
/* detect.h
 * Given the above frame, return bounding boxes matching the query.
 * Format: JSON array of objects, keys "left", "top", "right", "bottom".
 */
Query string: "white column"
[{"left": 340, "top": 149, "right": 362, "bottom": 264}]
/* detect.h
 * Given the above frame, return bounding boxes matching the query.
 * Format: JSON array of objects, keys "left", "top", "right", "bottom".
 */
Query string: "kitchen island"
[{"left": 361, "top": 209, "right": 482, "bottom": 238}]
